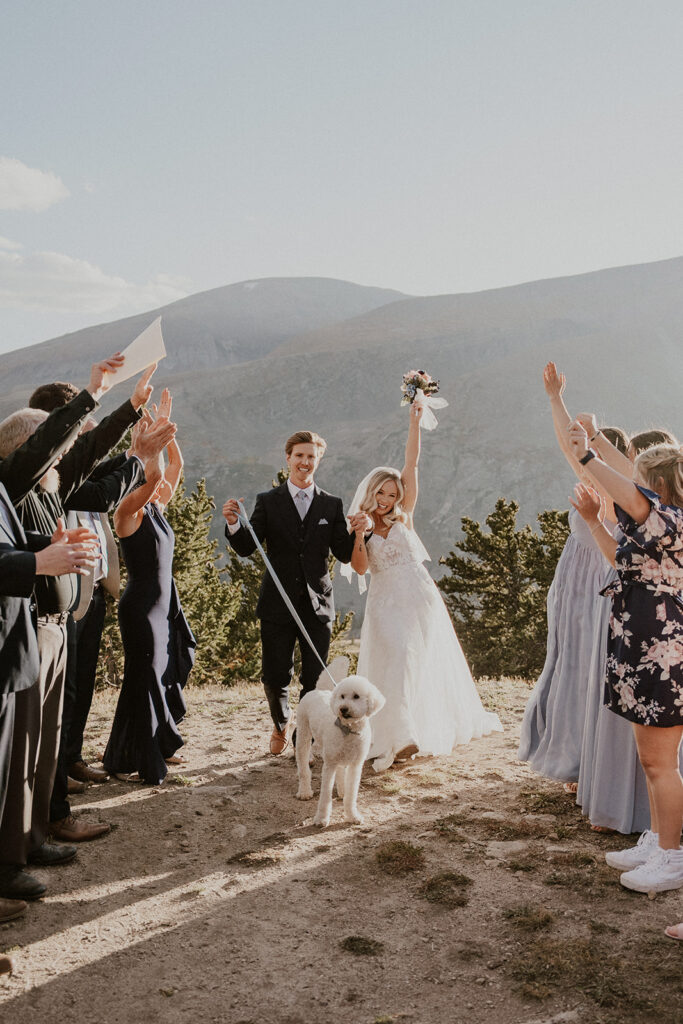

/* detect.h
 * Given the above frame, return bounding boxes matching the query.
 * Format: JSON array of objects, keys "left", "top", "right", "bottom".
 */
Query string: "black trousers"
[
  {"left": 0, "top": 693, "right": 16, "bottom": 825},
  {"left": 65, "top": 587, "right": 107, "bottom": 766},
  {"left": 260, "top": 607, "right": 332, "bottom": 731},
  {"left": 49, "top": 587, "right": 107, "bottom": 821}
]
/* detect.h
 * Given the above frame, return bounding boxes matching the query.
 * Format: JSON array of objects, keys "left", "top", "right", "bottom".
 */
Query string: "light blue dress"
[{"left": 518, "top": 508, "right": 614, "bottom": 782}]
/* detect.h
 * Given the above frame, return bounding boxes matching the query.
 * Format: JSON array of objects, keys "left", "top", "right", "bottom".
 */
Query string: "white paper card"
[{"left": 107, "top": 317, "right": 167, "bottom": 386}]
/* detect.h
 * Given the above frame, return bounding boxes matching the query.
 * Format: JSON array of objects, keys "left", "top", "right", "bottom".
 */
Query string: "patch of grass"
[
  {"left": 375, "top": 840, "right": 425, "bottom": 875},
  {"left": 506, "top": 855, "right": 540, "bottom": 873},
  {"left": 416, "top": 770, "right": 447, "bottom": 787},
  {"left": 507, "top": 935, "right": 683, "bottom": 1017},
  {"left": 503, "top": 903, "right": 555, "bottom": 931},
  {"left": 433, "top": 813, "right": 470, "bottom": 841},
  {"left": 551, "top": 850, "right": 597, "bottom": 867},
  {"left": 454, "top": 942, "right": 488, "bottom": 962},
  {"left": 340, "top": 935, "right": 384, "bottom": 956},
  {"left": 227, "top": 851, "right": 280, "bottom": 868},
  {"left": 419, "top": 872, "right": 473, "bottom": 908},
  {"left": 166, "top": 774, "right": 194, "bottom": 786},
  {"left": 519, "top": 787, "right": 575, "bottom": 816},
  {"left": 379, "top": 779, "right": 402, "bottom": 795}
]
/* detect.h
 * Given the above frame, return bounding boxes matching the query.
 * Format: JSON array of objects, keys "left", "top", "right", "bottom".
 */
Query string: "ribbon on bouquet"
[
  {"left": 413, "top": 388, "right": 448, "bottom": 431},
  {"left": 236, "top": 500, "right": 338, "bottom": 687}
]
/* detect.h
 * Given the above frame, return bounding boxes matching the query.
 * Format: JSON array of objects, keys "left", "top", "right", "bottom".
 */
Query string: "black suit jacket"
[
  {"left": 226, "top": 484, "right": 354, "bottom": 624},
  {"left": 0, "top": 483, "right": 49, "bottom": 696}
]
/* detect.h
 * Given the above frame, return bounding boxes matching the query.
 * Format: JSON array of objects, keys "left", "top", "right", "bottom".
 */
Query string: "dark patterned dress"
[{"left": 603, "top": 486, "right": 683, "bottom": 727}]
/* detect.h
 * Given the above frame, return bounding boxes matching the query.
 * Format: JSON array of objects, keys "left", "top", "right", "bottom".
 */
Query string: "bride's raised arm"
[{"left": 401, "top": 403, "right": 422, "bottom": 520}]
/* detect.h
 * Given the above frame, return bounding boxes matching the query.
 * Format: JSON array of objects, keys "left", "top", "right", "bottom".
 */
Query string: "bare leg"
[
  {"left": 343, "top": 762, "right": 364, "bottom": 824},
  {"left": 314, "top": 764, "right": 336, "bottom": 826},
  {"left": 632, "top": 723, "right": 683, "bottom": 849}
]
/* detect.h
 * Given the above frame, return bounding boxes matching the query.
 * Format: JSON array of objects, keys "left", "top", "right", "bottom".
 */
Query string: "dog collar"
[{"left": 335, "top": 716, "right": 354, "bottom": 736}]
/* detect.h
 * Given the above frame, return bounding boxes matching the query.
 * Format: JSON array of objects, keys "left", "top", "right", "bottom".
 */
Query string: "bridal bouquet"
[{"left": 400, "top": 369, "right": 448, "bottom": 431}]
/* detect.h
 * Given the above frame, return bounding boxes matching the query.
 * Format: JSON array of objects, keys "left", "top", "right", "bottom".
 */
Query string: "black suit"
[
  {"left": 0, "top": 483, "right": 49, "bottom": 822},
  {"left": 226, "top": 483, "right": 354, "bottom": 729}
]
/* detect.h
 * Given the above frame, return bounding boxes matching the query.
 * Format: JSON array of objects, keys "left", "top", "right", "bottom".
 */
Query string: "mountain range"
[{"left": 1, "top": 259, "right": 681, "bottom": 614}]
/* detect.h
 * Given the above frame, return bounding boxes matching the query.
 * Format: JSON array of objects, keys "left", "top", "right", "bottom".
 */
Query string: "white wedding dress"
[{"left": 356, "top": 521, "right": 503, "bottom": 769}]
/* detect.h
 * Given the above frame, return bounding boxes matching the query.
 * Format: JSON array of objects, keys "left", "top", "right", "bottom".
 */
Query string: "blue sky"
[{"left": 2, "top": 0, "right": 682, "bottom": 352}]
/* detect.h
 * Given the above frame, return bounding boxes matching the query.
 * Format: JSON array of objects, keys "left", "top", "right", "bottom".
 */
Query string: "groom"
[{"left": 223, "top": 430, "right": 369, "bottom": 754}]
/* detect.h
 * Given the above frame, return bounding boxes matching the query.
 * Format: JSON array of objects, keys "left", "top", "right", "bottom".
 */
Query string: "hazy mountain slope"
[{"left": 0, "top": 277, "right": 406, "bottom": 405}]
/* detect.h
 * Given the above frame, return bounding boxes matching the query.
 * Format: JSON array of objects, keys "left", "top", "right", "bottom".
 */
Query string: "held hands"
[
  {"left": 569, "top": 483, "right": 605, "bottom": 528},
  {"left": 567, "top": 419, "right": 590, "bottom": 461},
  {"left": 543, "top": 362, "right": 566, "bottom": 399},
  {"left": 35, "top": 519, "right": 99, "bottom": 577},
  {"left": 87, "top": 353, "right": 125, "bottom": 401},
  {"left": 222, "top": 498, "right": 244, "bottom": 527},
  {"left": 130, "top": 363, "right": 157, "bottom": 410},
  {"left": 349, "top": 512, "right": 373, "bottom": 535}
]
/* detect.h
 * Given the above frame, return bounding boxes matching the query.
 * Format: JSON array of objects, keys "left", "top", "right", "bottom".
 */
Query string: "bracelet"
[
  {"left": 579, "top": 449, "right": 596, "bottom": 465},
  {"left": 590, "top": 522, "right": 603, "bottom": 535},
  {"left": 589, "top": 429, "right": 602, "bottom": 443}
]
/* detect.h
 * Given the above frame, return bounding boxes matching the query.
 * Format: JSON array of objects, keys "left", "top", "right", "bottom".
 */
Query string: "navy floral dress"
[{"left": 603, "top": 486, "right": 683, "bottom": 727}]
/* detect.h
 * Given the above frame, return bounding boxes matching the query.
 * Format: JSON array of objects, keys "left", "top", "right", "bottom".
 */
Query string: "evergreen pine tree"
[{"left": 437, "top": 499, "right": 569, "bottom": 680}]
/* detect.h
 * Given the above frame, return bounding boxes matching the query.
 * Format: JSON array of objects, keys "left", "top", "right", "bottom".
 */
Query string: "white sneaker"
[
  {"left": 620, "top": 847, "right": 683, "bottom": 893},
  {"left": 605, "top": 830, "right": 659, "bottom": 871}
]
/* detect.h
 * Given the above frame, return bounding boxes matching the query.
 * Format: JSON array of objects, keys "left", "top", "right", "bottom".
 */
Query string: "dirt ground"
[{"left": 0, "top": 678, "right": 681, "bottom": 1024}]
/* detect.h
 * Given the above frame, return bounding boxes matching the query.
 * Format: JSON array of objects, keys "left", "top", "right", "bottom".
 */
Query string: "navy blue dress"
[
  {"left": 603, "top": 486, "right": 683, "bottom": 727},
  {"left": 104, "top": 503, "right": 196, "bottom": 783}
]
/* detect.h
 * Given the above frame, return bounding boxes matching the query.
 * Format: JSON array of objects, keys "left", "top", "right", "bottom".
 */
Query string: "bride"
[{"left": 345, "top": 402, "right": 503, "bottom": 772}]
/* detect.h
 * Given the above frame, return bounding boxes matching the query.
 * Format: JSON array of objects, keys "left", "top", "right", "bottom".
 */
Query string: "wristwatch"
[{"left": 579, "top": 449, "right": 596, "bottom": 465}]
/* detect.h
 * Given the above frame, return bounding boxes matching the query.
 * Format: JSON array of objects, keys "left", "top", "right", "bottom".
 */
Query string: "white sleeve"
[{"left": 226, "top": 518, "right": 241, "bottom": 535}]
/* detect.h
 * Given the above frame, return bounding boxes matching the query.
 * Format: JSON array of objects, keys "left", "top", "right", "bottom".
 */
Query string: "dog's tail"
[{"left": 315, "top": 655, "right": 349, "bottom": 691}]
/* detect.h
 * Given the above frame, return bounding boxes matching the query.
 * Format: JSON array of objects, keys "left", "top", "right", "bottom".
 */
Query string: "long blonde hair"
[
  {"left": 358, "top": 468, "right": 408, "bottom": 531},
  {"left": 635, "top": 444, "right": 683, "bottom": 507}
]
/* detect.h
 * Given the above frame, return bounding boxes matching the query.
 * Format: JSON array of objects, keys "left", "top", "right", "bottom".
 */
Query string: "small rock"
[
  {"left": 487, "top": 840, "right": 528, "bottom": 858},
  {"left": 0, "top": 955, "right": 14, "bottom": 975}
]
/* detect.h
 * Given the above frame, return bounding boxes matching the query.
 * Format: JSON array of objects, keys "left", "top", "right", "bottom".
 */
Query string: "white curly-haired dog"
[{"left": 295, "top": 659, "right": 385, "bottom": 826}]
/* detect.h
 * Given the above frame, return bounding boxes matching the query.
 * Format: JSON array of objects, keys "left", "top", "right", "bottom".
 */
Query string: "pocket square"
[{"left": 318, "top": 518, "right": 329, "bottom": 525}]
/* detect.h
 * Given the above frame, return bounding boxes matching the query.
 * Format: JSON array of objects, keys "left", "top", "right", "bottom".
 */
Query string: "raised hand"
[
  {"left": 567, "top": 419, "right": 590, "bottom": 461},
  {"left": 543, "top": 362, "right": 566, "bottom": 399},
  {"left": 222, "top": 498, "right": 243, "bottom": 526},
  {"left": 130, "top": 363, "right": 157, "bottom": 410},
  {"left": 569, "top": 483, "right": 604, "bottom": 526},
  {"left": 576, "top": 412, "right": 599, "bottom": 439},
  {"left": 88, "top": 353, "right": 125, "bottom": 400},
  {"left": 348, "top": 512, "right": 373, "bottom": 535},
  {"left": 157, "top": 387, "right": 172, "bottom": 420}
]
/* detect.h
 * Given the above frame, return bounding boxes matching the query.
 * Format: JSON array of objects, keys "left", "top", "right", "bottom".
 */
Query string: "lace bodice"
[{"left": 367, "top": 522, "right": 430, "bottom": 574}]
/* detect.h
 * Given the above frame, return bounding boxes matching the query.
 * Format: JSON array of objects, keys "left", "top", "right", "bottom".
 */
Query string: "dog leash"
[{"left": 236, "top": 500, "right": 338, "bottom": 688}]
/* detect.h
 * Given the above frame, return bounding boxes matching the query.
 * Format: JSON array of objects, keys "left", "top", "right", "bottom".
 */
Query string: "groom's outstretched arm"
[
  {"left": 224, "top": 493, "right": 266, "bottom": 557},
  {"left": 329, "top": 497, "right": 355, "bottom": 564}
]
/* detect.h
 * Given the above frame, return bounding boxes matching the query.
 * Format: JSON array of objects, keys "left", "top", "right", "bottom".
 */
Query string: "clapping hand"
[
  {"left": 130, "top": 363, "right": 157, "bottom": 410},
  {"left": 567, "top": 419, "right": 590, "bottom": 461},
  {"left": 34, "top": 518, "right": 99, "bottom": 577},
  {"left": 133, "top": 412, "right": 177, "bottom": 461},
  {"left": 570, "top": 483, "right": 605, "bottom": 527},
  {"left": 543, "top": 362, "right": 566, "bottom": 398}
]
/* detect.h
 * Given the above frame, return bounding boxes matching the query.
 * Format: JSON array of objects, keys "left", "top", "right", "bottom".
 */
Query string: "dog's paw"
[
  {"left": 313, "top": 813, "right": 331, "bottom": 827},
  {"left": 345, "top": 810, "right": 364, "bottom": 825},
  {"left": 296, "top": 787, "right": 314, "bottom": 801}
]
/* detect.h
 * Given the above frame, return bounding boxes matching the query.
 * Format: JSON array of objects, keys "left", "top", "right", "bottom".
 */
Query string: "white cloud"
[
  {"left": 0, "top": 247, "right": 191, "bottom": 314},
  {"left": 0, "top": 236, "right": 23, "bottom": 252},
  {"left": 0, "top": 157, "right": 70, "bottom": 211}
]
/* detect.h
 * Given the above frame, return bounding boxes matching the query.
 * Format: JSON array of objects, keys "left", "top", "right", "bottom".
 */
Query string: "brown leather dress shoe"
[
  {"left": 269, "top": 723, "right": 290, "bottom": 755},
  {"left": 0, "top": 897, "right": 27, "bottom": 924},
  {"left": 67, "top": 777, "right": 87, "bottom": 795},
  {"left": 50, "top": 814, "right": 111, "bottom": 843},
  {"left": 68, "top": 760, "right": 110, "bottom": 783}
]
